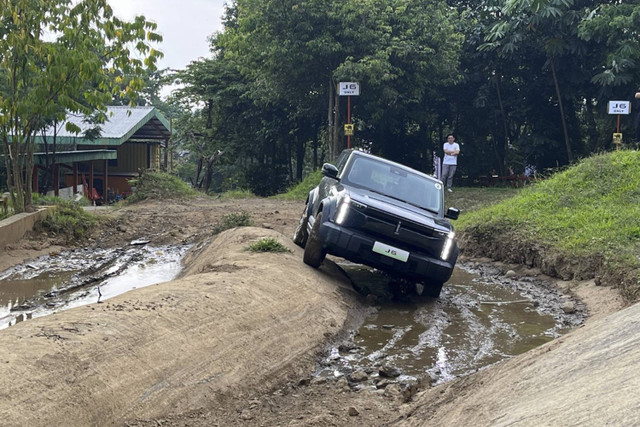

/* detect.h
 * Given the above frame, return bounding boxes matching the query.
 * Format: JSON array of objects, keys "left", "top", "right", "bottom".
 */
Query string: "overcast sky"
[{"left": 107, "top": 0, "right": 228, "bottom": 71}]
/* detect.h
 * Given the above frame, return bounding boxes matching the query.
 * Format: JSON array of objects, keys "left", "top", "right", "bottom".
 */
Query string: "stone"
[
  {"left": 379, "top": 365, "right": 401, "bottom": 378},
  {"left": 348, "top": 370, "right": 368, "bottom": 383},
  {"left": 562, "top": 301, "right": 576, "bottom": 314}
]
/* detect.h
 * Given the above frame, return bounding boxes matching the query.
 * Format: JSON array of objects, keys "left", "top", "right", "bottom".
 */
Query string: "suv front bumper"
[{"left": 318, "top": 220, "right": 457, "bottom": 284}]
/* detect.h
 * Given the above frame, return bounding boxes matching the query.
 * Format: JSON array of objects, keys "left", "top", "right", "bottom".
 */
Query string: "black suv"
[{"left": 293, "top": 149, "right": 459, "bottom": 297}]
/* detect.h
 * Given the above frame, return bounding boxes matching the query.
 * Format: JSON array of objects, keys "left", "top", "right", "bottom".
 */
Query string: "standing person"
[{"left": 441, "top": 133, "right": 460, "bottom": 192}]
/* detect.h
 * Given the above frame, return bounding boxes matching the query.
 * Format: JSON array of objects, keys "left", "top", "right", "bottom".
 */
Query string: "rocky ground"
[{"left": 0, "top": 196, "right": 633, "bottom": 426}]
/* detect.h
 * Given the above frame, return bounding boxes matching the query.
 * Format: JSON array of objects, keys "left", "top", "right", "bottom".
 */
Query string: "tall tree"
[
  {"left": 0, "top": 0, "right": 162, "bottom": 212},
  {"left": 479, "top": 0, "right": 599, "bottom": 164}
]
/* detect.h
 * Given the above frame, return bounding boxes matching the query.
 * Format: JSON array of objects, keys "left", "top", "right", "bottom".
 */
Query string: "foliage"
[
  {"left": 444, "top": 186, "right": 522, "bottom": 214},
  {"left": 246, "top": 237, "right": 291, "bottom": 253},
  {"left": 126, "top": 172, "right": 198, "bottom": 203},
  {"left": 168, "top": 0, "right": 640, "bottom": 197},
  {"left": 31, "top": 193, "right": 91, "bottom": 207},
  {"left": 216, "top": 189, "right": 256, "bottom": 200},
  {"left": 0, "top": 0, "right": 162, "bottom": 213},
  {"left": 211, "top": 211, "right": 252, "bottom": 234},
  {"left": 276, "top": 170, "right": 323, "bottom": 201},
  {"left": 36, "top": 200, "right": 98, "bottom": 243},
  {"left": 458, "top": 150, "right": 640, "bottom": 299}
]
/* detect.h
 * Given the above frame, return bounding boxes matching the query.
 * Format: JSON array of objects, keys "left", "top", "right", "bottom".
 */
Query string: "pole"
[
  {"left": 347, "top": 95, "right": 351, "bottom": 149},
  {"left": 617, "top": 114, "right": 621, "bottom": 133}
]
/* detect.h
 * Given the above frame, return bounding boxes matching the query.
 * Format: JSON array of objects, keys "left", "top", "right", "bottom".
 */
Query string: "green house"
[{"left": 33, "top": 106, "right": 172, "bottom": 203}]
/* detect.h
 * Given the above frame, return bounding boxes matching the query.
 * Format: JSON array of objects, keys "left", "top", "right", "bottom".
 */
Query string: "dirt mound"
[{"left": 0, "top": 227, "right": 356, "bottom": 426}]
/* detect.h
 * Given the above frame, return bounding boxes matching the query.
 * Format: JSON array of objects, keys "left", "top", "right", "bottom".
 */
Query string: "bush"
[
  {"left": 36, "top": 200, "right": 97, "bottom": 243},
  {"left": 212, "top": 211, "right": 252, "bottom": 234},
  {"left": 127, "top": 171, "right": 198, "bottom": 203},
  {"left": 246, "top": 237, "right": 291, "bottom": 253}
]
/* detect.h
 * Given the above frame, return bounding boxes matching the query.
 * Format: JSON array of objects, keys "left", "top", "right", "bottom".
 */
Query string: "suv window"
[
  {"left": 335, "top": 149, "right": 352, "bottom": 175},
  {"left": 344, "top": 155, "right": 441, "bottom": 213}
]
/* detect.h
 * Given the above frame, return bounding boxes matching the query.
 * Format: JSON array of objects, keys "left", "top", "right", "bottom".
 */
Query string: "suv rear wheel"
[{"left": 303, "top": 212, "right": 326, "bottom": 267}]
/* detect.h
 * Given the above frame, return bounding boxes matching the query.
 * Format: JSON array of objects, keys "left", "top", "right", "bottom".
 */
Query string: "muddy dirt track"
[{"left": 0, "top": 196, "right": 637, "bottom": 426}]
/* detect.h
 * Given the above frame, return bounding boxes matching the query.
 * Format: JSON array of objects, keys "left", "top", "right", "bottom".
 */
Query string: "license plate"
[{"left": 372, "top": 241, "right": 409, "bottom": 262}]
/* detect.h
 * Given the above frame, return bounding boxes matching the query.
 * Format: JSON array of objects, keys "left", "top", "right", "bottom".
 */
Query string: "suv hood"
[{"left": 346, "top": 188, "right": 451, "bottom": 232}]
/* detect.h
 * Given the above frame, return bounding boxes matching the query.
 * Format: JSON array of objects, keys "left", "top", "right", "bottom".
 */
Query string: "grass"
[
  {"left": 276, "top": 170, "right": 322, "bottom": 200},
  {"left": 216, "top": 189, "right": 256, "bottom": 199},
  {"left": 444, "top": 186, "right": 521, "bottom": 214},
  {"left": 127, "top": 172, "right": 198, "bottom": 203},
  {"left": 212, "top": 211, "right": 252, "bottom": 234},
  {"left": 458, "top": 150, "right": 640, "bottom": 300},
  {"left": 246, "top": 237, "right": 291, "bottom": 253}
]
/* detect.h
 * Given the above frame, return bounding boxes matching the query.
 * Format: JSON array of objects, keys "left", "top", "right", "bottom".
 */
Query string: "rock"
[
  {"left": 375, "top": 379, "right": 395, "bottom": 389},
  {"left": 379, "top": 365, "right": 401, "bottom": 378},
  {"left": 336, "top": 377, "right": 350, "bottom": 391},
  {"left": 338, "top": 341, "right": 357, "bottom": 352},
  {"left": 310, "top": 376, "right": 327, "bottom": 386},
  {"left": 562, "top": 301, "right": 576, "bottom": 314},
  {"left": 348, "top": 406, "right": 360, "bottom": 416},
  {"left": 384, "top": 383, "right": 403, "bottom": 399},
  {"left": 239, "top": 409, "right": 253, "bottom": 420},
  {"left": 505, "top": 270, "right": 517, "bottom": 278},
  {"left": 348, "top": 370, "right": 368, "bottom": 383}
]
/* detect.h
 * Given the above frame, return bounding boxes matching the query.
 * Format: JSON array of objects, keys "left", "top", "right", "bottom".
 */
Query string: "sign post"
[
  {"left": 608, "top": 100, "right": 631, "bottom": 149},
  {"left": 339, "top": 82, "right": 360, "bottom": 149}
]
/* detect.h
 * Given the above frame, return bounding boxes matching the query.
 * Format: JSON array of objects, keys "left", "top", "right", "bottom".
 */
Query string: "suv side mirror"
[
  {"left": 322, "top": 163, "right": 339, "bottom": 179},
  {"left": 445, "top": 207, "right": 460, "bottom": 220}
]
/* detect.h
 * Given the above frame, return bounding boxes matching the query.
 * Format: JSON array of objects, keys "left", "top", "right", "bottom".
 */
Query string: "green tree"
[
  {"left": 0, "top": 0, "right": 162, "bottom": 213},
  {"left": 479, "top": 0, "right": 603, "bottom": 165}
]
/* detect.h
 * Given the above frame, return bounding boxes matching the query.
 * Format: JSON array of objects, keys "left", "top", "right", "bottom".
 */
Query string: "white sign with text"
[
  {"left": 608, "top": 101, "right": 631, "bottom": 115},
  {"left": 339, "top": 82, "right": 360, "bottom": 96}
]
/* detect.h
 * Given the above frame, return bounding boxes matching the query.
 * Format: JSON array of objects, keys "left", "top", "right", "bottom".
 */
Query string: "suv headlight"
[
  {"left": 440, "top": 231, "right": 455, "bottom": 260},
  {"left": 335, "top": 194, "right": 351, "bottom": 225}
]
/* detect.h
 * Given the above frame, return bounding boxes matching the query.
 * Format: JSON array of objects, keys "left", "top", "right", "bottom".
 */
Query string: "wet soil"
[{"left": 0, "top": 196, "right": 627, "bottom": 426}]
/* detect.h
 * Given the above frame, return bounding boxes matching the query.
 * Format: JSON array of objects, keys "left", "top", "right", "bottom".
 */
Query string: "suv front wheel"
[
  {"left": 303, "top": 212, "right": 326, "bottom": 267},
  {"left": 292, "top": 205, "right": 309, "bottom": 248}
]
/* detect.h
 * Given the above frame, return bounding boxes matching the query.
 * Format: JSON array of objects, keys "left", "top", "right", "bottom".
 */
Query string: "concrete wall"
[{"left": 0, "top": 207, "right": 55, "bottom": 249}]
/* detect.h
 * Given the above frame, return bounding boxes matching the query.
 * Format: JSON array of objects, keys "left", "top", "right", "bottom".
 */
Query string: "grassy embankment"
[{"left": 456, "top": 151, "right": 640, "bottom": 302}]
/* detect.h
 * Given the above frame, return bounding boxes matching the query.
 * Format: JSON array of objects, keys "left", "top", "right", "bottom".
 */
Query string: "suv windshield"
[{"left": 344, "top": 156, "right": 442, "bottom": 213}]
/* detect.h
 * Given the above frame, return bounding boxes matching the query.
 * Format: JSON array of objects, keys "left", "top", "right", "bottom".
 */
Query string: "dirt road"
[{"left": 0, "top": 196, "right": 635, "bottom": 426}]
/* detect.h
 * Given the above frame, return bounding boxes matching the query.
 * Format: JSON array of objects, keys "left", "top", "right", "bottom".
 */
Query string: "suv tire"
[
  {"left": 303, "top": 212, "right": 326, "bottom": 267},
  {"left": 292, "top": 205, "right": 309, "bottom": 247}
]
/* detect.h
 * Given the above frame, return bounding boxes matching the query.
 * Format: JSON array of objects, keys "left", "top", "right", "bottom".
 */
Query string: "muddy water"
[
  {"left": 320, "top": 261, "right": 585, "bottom": 386},
  {"left": 0, "top": 244, "right": 190, "bottom": 329}
]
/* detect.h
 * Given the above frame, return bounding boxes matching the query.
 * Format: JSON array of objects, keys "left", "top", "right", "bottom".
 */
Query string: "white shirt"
[{"left": 443, "top": 142, "right": 460, "bottom": 165}]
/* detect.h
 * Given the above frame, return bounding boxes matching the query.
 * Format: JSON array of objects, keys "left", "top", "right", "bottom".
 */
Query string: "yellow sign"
[
  {"left": 613, "top": 133, "right": 622, "bottom": 146},
  {"left": 344, "top": 124, "right": 354, "bottom": 136}
]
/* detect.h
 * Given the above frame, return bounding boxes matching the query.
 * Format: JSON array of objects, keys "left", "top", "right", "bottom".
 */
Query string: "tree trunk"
[
  {"left": 332, "top": 87, "right": 341, "bottom": 161},
  {"left": 327, "top": 78, "right": 335, "bottom": 161},
  {"left": 494, "top": 73, "right": 509, "bottom": 174},
  {"left": 550, "top": 58, "right": 573, "bottom": 163}
]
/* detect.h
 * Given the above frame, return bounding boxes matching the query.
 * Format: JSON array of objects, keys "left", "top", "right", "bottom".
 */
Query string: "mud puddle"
[
  {"left": 0, "top": 242, "right": 190, "bottom": 329},
  {"left": 319, "top": 261, "right": 586, "bottom": 390}
]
